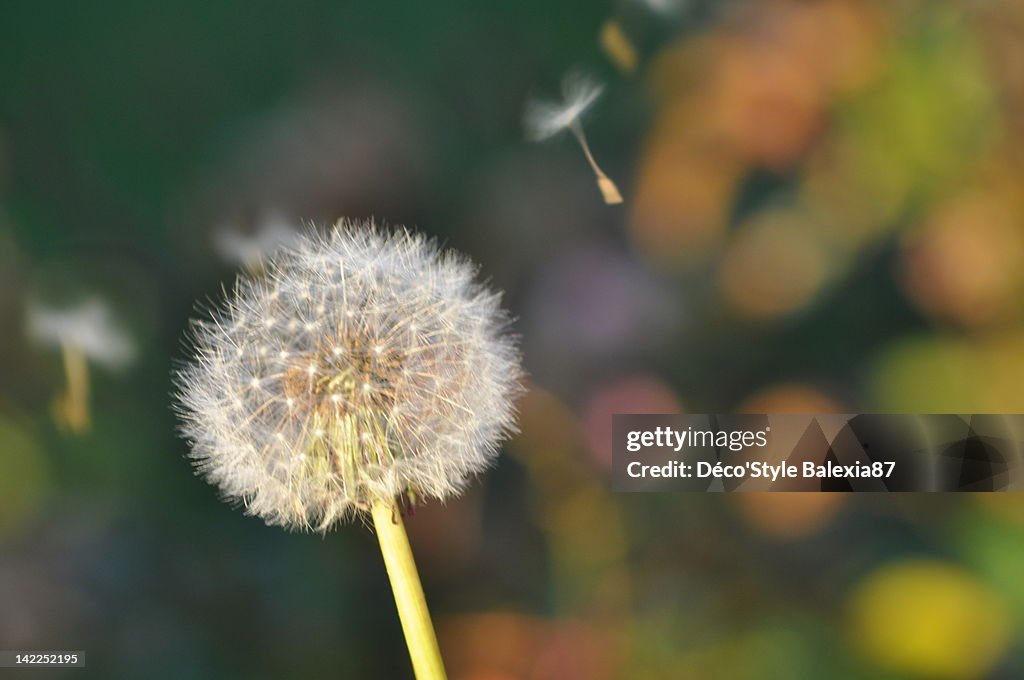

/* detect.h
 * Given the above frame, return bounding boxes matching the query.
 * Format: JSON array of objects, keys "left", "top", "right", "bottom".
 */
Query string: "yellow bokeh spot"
[
  {"left": 847, "top": 560, "right": 1013, "bottom": 679},
  {"left": 719, "top": 210, "right": 830, "bottom": 319},
  {"left": 870, "top": 337, "right": 985, "bottom": 413},
  {"left": 509, "top": 384, "right": 580, "bottom": 473},
  {"left": 599, "top": 20, "right": 638, "bottom": 75},
  {"left": 871, "top": 333, "right": 1024, "bottom": 413},
  {"left": 974, "top": 493, "right": 1024, "bottom": 525}
]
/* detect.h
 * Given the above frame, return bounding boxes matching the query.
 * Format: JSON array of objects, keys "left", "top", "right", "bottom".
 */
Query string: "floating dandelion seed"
[
  {"left": 637, "top": 0, "right": 690, "bottom": 15},
  {"left": 524, "top": 73, "right": 623, "bottom": 205},
  {"left": 175, "top": 220, "right": 522, "bottom": 680},
  {"left": 27, "top": 298, "right": 136, "bottom": 434},
  {"left": 213, "top": 212, "right": 299, "bottom": 270}
]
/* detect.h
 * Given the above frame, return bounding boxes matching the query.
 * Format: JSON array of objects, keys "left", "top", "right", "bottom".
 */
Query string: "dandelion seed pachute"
[
  {"left": 27, "top": 297, "right": 136, "bottom": 433},
  {"left": 175, "top": 222, "right": 522, "bottom": 532},
  {"left": 524, "top": 73, "right": 623, "bottom": 205},
  {"left": 27, "top": 298, "right": 136, "bottom": 370},
  {"left": 524, "top": 73, "right": 605, "bottom": 142}
]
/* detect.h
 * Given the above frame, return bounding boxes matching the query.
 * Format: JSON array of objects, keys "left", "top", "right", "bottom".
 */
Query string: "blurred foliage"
[
  {"left": 0, "top": 416, "right": 50, "bottom": 539},
  {"left": 3, "top": 0, "right": 1024, "bottom": 678}
]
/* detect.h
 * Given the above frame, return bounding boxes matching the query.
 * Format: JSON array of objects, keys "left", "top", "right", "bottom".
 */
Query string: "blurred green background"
[{"left": 3, "top": 0, "right": 1024, "bottom": 677}]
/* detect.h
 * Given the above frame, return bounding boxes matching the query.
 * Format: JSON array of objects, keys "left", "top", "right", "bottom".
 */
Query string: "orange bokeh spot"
[
  {"left": 630, "top": 103, "right": 743, "bottom": 268},
  {"left": 738, "top": 383, "right": 844, "bottom": 413},
  {"left": 735, "top": 492, "right": 845, "bottom": 540},
  {"left": 902, "top": 189, "right": 1024, "bottom": 327}
]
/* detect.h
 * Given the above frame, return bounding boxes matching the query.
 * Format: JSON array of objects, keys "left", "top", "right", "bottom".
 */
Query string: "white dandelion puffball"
[{"left": 175, "top": 222, "right": 522, "bottom": 532}]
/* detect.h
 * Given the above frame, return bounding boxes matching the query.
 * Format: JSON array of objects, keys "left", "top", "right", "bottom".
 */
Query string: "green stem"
[{"left": 371, "top": 500, "right": 448, "bottom": 680}]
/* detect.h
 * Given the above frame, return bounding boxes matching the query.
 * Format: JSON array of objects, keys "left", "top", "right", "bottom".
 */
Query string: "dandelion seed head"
[
  {"left": 523, "top": 73, "right": 604, "bottom": 141},
  {"left": 175, "top": 221, "right": 523, "bottom": 532}
]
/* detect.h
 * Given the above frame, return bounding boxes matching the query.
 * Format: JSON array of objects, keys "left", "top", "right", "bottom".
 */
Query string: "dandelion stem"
[
  {"left": 371, "top": 499, "right": 448, "bottom": 680},
  {"left": 569, "top": 118, "right": 606, "bottom": 180},
  {"left": 569, "top": 119, "right": 623, "bottom": 205},
  {"left": 60, "top": 341, "right": 90, "bottom": 434}
]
